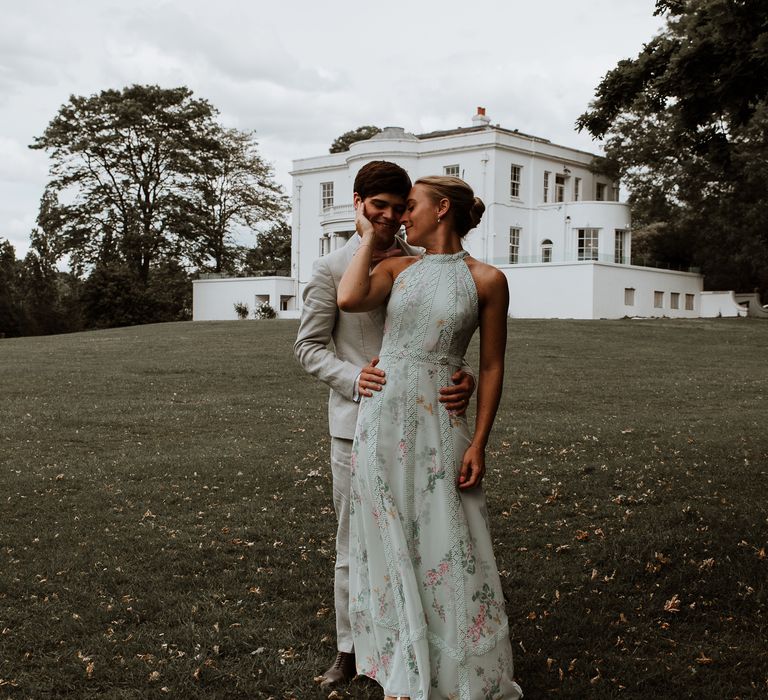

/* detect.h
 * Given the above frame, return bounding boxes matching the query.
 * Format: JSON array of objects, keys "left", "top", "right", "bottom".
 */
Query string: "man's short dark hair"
[{"left": 353, "top": 161, "right": 412, "bottom": 201}]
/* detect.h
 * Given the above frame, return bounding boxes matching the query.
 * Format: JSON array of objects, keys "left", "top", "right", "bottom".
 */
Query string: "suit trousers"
[{"left": 330, "top": 437, "right": 354, "bottom": 653}]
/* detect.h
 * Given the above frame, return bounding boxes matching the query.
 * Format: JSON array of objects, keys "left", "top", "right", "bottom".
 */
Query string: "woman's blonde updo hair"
[{"left": 414, "top": 175, "right": 485, "bottom": 237}]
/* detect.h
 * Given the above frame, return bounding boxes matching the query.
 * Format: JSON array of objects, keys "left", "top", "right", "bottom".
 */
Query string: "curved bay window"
[{"left": 541, "top": 239, "right": 553, "bottom": 263}]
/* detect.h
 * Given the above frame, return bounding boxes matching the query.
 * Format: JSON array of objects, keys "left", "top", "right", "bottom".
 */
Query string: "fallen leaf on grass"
[
  {"left": 696, "top": 653, "right": 714, "bottom": 665},
  {"left": 664, "top": 594, "right": 681, "bottom": 613}
]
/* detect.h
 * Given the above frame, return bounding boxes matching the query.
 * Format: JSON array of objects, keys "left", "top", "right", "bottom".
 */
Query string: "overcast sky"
[{"left": 1, "top": 0, "right": 665, "bottom": 258}]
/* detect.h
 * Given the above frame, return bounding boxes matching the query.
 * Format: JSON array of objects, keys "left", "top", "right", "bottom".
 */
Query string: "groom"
[{"left": 294, "top": 160, "right": 474, "bottom": 689}]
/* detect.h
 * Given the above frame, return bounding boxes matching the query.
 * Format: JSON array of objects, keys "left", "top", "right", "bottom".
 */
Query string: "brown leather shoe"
[{"left": 319, "top": 651, "right": 356, "bottom": 688}]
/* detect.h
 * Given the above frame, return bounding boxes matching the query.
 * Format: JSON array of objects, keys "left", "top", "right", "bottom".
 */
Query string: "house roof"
[{"left": 415, "top": 124, "right": 551, "bottom": 144}]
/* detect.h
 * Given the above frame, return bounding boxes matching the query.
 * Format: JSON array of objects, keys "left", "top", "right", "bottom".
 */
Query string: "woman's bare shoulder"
[{"left": 464, "top": 256, "right": 508, "bottom": 291}]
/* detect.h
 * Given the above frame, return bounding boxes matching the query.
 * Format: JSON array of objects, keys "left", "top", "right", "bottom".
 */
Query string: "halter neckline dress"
[{"left": 348, "top": 251, "right": 523, "bottom": 699}]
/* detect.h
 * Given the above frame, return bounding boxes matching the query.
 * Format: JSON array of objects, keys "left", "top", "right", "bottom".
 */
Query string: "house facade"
[{"left": 192, "top": 109, "right": 745, "bottom": 320}]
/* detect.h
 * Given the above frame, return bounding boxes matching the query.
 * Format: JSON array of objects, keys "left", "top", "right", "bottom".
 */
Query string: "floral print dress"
[{"left": 349, "top": 252, "right": 523, "bottom": 699}]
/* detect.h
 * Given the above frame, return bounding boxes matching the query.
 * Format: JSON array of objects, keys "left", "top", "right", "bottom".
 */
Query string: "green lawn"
[{"left": 1, "top": 319, "right": 766, "bottom": 699}]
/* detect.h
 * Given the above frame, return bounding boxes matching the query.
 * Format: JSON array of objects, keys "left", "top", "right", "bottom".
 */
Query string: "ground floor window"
[
  {"left": 280, "top": 295, "right": 294, "bottom": 311},
  {"left": 577, "top": 228, "right": 599, "bottom": 260},
  {"left": 509, "top": 227, "right": 520, "bottom": 264},
  {"left": 654, "top": 291, "right": 664, "bottom": 308},
  {"left": 670, "top": 292, "right": 680, "bottom": 309},
  {"left": 624, "top": 288, "right": 635, "bottom": 306},
  {"left": 541, "top": 239, "right": 553, "bottom": 263},
  {"left": 685, "top": 294, "right": 695, "bottom": 310},
  {"left": 319, "top": 235, "right": 331, "bottom": 256}
]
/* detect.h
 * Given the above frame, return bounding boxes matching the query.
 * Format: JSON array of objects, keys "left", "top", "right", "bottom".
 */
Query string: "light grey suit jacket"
[{"left": 294, "top": 234, "right": 420, "bottom": 440}]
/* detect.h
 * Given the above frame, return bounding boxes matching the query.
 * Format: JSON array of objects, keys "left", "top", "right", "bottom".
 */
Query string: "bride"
[{"left": 338, "top": 175, "right": 523, "bottom": 699}]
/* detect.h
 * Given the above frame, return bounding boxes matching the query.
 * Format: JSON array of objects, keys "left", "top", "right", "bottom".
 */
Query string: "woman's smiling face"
[{"left": 400, "top": 184, "right": 441, "bottom": 245}]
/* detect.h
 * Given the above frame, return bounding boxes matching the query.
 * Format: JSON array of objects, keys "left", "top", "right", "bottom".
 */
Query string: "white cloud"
[{"left": 0, "top": 0, "right": 666, "bottom": 260}]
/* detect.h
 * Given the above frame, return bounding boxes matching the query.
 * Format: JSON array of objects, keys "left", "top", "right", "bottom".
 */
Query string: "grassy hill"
[{"left": 1, "top": 319, "right": 766, "bottom": 698}]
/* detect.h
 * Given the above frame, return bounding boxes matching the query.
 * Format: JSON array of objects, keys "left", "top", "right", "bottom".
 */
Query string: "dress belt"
[{"left": 379, "top": 349, "right": 463, "bottom": 366}]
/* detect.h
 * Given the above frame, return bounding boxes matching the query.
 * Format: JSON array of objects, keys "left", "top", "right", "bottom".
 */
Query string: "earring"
[{"left": 437, "top": 216, "right": 441, "bottom": 223}]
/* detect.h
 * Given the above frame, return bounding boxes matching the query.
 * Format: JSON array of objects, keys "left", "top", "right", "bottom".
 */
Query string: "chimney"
[{"left": 472, "top": 106, "right": 491, "bottom": 126}]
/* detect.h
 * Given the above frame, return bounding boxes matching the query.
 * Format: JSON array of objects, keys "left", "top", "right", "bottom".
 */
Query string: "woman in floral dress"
[{"left": 338, "top": 176, "right": 523, "bottom": 700}]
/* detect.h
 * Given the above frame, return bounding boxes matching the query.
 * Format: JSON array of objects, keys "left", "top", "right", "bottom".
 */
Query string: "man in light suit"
[{"left": 294, "top": 161, "right": 474, "bottom": 689}]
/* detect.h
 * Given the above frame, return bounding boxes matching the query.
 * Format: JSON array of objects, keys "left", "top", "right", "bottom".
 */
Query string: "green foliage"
[
  {"left": 242, "top": 220, "right": 291, "bottom": 276},
  {"left": 188, "top": 128, "right": 288, "bottom": 274},
  {"left": 578, "top": 0, "right": 768, "bottom": 296},
  {"left": 233, "top": 301, "right": 249, "bottom": 319},
  {"left": 79, "top": 260, "right": 191, "bottom": 329},
  {"left": 31, "top": 84, "right": 222, "bottom": 283},
  {"left": 253, "top": 301, "right": 276, "bottom": 319},
  {"left": 0, "top": 239, "right": 23, "bottom": 337},
  {"left": 329, "top": 125, "right": 381, "bottom": 153},
  {"left": 0, "top": 238, "right": 83, "bottom": 338},
  {"left": 29, "top": 84, "right": 286, "bottom": 330}
]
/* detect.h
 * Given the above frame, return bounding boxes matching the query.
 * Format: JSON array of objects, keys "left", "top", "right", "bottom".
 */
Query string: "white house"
[{"left": 192, "top": 108, "right": 745, "bottom": 320}]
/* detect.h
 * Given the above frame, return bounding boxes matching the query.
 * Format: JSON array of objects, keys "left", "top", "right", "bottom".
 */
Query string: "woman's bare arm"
[{"left": 458, "top": 265, "right": 509, "bottom": 489}]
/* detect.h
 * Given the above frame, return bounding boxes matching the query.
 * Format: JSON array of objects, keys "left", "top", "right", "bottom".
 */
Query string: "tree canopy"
[
  {"left": 577, "top": 0, "right": 768, "bottom": 295},
  {"left": 329, "top": 125, "right": 381, "bottom": 153},
  {"left": 25, "top": 84, "right": 288, "bottom": 330}
]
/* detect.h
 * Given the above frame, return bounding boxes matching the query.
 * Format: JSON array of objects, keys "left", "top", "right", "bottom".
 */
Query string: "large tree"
[
  {"left": 329, "top": 125, "right": 381, "bottom": 153},
  {"left": 577, "top": 0, "right": 768, "bottom": 295},
  {"left": 189, "top": 128, "right": 287, "bottom": 274},
  {"left": 30, "top": 84, "right": 221, "bottom": 282},
  {"left": 242, "top": 220, "right": 291, "bottom": 276}
]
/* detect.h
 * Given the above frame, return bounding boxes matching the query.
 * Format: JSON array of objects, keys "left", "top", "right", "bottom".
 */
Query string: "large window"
[
  {"left": 444, "top": 164, "right": 460, "bottom": 177},
  {"left": 685, "top": 294, "right": 695, "bottom": 311},
  {"left": 555, "top": 174, "right": 566, "bottom": 203},
  {"left": 510, "top": 165, "right": 521, "bottom": 198},
  {"left": 654, "top": 291, "right": 664, "bottom": 308},
  {"left": 321, "top": 182, "right": 334, "bottom": 210},
  {"left": 671, "top": 292, "right": 680, "bottom": 309},
  {"left": 614, "top": 229, "right": 627, "bottom": 264},
  {"left": 543, "top": 171, "right": 550, "bottom": 203},
  {"left": 577, "top": 228, "right": 599, "bottom": 260},
  {"left": 509, "top": 227, "right": 521, "bottom": 264},
  {"left": 574, "top": 177, "right": 581, "bottom": 201}
]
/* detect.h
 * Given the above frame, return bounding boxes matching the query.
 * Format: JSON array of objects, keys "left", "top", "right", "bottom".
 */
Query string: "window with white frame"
[
  {"left": 574, "top": 177, "right": 581, "bottom": 201},
  {"left": 624, "top": 288, "right": 635, "bottom": 306},
  {"left": 614, "top": 229, "right": 627, "bottom": 264},
  {"left": 321, "top": 182, "right": 334, "bottom": 210},
  {"left": 444, "top": 164, "right": 460, "bottom": 177},
  {"left": 541, "top": 239, "right": 553, "bottom": 263},
  {"left": 543, "top": 171, "right": 550, "bottom": 203},
  {"left": 509, "top": 227, "right": 520, "bottom": 264},
  {"left": 280, "top": 295, "right": 294, "bottom": 311},
  {"left": 510, "top": 165, "right": 521, "bottom": 198},
  {"left": 577, "top": 228, "right": 599, "bottom": 260},
  {"left": 596, "top": 182, "right": 606, "bottom": 201},
  {"left": 654, "top": 291, "right": 664, "bottom": 308},
  {"left": 319, "top": 235, "right": 331, "bottom": 256},
  {"left": 555, "top": 174, "right": 566, "bottom": 203},
  {"left": 685, "top": 294, "right": 695, "bottom": 311},
  {"left": 671, "top": 292, "right": 680, "bottom": 309}
]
